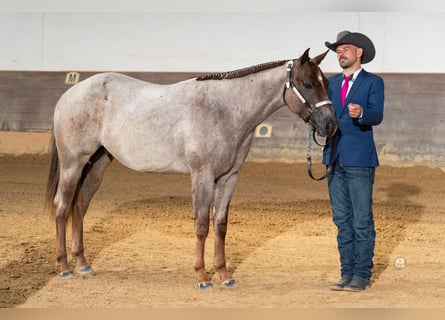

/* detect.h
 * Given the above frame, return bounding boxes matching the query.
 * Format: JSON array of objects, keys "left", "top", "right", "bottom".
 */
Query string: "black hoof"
[
  {"left": 77, "top": 265, "right": 93, "bottom": 275},
  {"left": 222, "top": 279, "right": 236, "bottom": 288},
  {"left": 59, "top": 271, "right": 74, "bottom": 279},
  {"left": 196, "top": 282, "right": 213, "bottom": 290}
]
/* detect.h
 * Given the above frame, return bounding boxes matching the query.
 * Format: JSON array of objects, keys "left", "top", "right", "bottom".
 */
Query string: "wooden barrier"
[{"left": 0, "top": 71, "right": 444, "bottom": 166}]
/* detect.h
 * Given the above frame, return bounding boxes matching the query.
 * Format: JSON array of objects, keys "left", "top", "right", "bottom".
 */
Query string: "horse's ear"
[
  {"left": 299, "top": 48, "right": 311, "bottom": 64},
  {"left": 311, "top": 50, "right": 329, "bottom": 65}
]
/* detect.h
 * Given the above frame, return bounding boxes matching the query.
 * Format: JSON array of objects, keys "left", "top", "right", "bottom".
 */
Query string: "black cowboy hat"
[{"left": 325, "top": 30, "right": 375, "bottom": 64}]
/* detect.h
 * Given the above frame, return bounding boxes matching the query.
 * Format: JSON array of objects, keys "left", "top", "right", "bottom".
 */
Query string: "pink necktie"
[{"left": 341, "top": 75, "right": 351, "bottom": 107}]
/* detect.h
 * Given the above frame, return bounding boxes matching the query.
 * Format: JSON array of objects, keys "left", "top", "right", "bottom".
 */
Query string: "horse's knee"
[
  {"left": 194, "top": 213, "right": 210, "bottom": 237},
  {"left": 215, "top": 218, "right": 228, "bottom": 233},
  {"left": 195, "top": 223, "right": 209, "bottom": 238}
]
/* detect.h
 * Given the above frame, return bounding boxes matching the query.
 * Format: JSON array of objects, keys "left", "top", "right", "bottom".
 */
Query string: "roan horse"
[{"left": 45, "top": 48, "right": 337, "bottom": 289}]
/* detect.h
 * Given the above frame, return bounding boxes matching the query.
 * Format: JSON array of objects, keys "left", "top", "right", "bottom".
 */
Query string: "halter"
[
  {"left": 285, "top": 60, "right": 336, "bottom": 181},
  {"left": 285, "top": 60, "right": 332, "bottom": 123}
]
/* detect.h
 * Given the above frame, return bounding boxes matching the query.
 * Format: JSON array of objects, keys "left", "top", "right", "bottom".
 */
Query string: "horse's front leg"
[
  {"left": 213, "top": 172, "right": 238, "bottom": 287},
  {"left": 191, "top": 169, "right": 215, "bottom": 290}
]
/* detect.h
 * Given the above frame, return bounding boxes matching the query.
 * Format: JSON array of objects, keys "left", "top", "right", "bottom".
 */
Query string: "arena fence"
[{"left": 1, "top": 71, "right": 444, "bottom": 166}]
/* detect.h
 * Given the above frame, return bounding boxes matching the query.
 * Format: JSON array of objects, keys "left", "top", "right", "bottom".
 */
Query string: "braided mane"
[{"left": 196, "top": 60, "right": 287, "bottom": 81}]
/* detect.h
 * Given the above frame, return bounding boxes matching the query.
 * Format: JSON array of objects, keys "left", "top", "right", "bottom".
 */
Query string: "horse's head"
[{"left": 284, "top": 48, "right": 337, "bottom": 138}]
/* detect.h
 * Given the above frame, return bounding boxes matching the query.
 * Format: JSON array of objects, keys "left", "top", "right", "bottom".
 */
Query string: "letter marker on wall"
[{"left": 65, "top": 72, "right": 80, "bottom": 84}]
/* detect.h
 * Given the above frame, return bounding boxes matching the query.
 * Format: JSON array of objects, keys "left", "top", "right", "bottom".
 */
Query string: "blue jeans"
[{"left": 327, "top": 159, "right": 376, "bottom": 282}]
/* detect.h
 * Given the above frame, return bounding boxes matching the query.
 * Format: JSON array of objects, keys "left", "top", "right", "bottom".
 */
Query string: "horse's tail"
[{"left": 45, "top": 134, "right": 60, "bottom": 218}]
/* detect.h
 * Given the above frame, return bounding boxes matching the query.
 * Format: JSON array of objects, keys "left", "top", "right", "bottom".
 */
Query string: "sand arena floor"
[{"left": 0, "top": 154, "right": 444, "bottom": 308}]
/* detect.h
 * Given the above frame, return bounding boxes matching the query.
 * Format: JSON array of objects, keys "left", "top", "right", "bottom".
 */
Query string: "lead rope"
[{"left": 306, "top": 124, "right": 336, "bottom": 181}]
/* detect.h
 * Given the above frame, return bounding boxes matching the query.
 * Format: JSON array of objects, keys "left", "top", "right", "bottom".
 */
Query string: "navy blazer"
[{"left": 322, "top": 69, "right": 384, "bottom": 167}]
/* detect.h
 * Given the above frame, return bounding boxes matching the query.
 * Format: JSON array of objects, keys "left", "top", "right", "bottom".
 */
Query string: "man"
[{"left": 322, "top": 31, "right": 384, "bottom": 292}]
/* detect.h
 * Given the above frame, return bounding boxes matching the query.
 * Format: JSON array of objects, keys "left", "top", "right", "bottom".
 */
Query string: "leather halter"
[
  {"left": 285, "top": 60, "right": 336, "bottom": 181},
  {"left": 285, "top": 60, "right": 332, "bottom": 123}
]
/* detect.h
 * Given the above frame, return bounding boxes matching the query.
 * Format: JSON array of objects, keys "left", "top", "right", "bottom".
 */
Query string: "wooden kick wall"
[{"left": 0, "top": 71, "right": 444, "bottom": 166}]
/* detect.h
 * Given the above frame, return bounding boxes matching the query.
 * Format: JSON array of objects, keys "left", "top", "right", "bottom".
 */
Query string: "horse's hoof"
[
  {"left": 77, "top": 265, "right": 93, "bottom": 275},
  {"left": 222, "top": 279, "right": 236, "bottom": 288},
  {"left": 59, "top": 271, "right": 74, "bottom": 279},
  {"left": 196, "top": 282, "right": 213, "bottom": 290}
]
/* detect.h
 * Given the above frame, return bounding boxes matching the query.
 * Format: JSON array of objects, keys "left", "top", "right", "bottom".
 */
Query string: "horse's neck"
[{"left": 223, "top": 67, "right": 286, "bottom": 129}]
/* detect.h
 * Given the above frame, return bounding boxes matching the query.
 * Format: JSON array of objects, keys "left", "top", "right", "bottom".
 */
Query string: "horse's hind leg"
[
  {"left": 71, "top": 148, "right": 113, "bottom": 275},
  {"left": 213, "top": 172, "right": 238, "bottom": 287},
  {"left": 191, "top": 168, "right": 215, "bottom": 290},
  {"left": 55, "top": 162, "right": 86, "bottom": 278}
]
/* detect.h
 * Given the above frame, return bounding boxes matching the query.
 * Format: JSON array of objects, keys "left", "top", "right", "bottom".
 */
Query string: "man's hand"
[{"left": 348, "top": 103, "right": 363, "bottom": 119}]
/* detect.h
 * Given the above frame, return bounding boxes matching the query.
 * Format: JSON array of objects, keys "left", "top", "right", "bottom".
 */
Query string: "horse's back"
[
  {"left": 53, "top": 72, "right": 196, "bottom": 173},
  {"left": 55, "top": 73, "right": 138, "bottom": 117},
  {"left": 52, "top": 71, "right": 259, "bottom": 175}
]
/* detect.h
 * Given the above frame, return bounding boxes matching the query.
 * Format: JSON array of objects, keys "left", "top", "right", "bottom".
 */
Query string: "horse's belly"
[
  {"left": 115, "top": 153, "right": 190, "bottom": 174},
  {"left": 103, "top": 137, "right": 190, "bottom": 173}
]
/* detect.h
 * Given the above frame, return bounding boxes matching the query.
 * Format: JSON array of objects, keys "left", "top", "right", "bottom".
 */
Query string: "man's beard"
[{"left": 339, "top": 57, "right": 355, "bottom": 69}]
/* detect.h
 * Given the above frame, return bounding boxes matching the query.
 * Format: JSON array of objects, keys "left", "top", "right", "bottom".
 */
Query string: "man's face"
[{"left": 335, "top": 44, "right": 363, "bottom": 69}]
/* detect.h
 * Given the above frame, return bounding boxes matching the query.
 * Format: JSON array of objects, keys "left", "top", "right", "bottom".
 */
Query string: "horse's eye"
[{"left": 302, "top": 81, "right": 314, "bottom": 89}]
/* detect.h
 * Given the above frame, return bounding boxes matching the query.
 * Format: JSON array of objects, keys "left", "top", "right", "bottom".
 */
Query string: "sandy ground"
[{"left": 0, "top": 152, "right": 444, "bottom": 309}]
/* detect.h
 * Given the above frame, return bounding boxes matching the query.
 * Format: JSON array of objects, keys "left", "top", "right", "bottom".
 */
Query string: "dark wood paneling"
[
  {"left": 374, "top": 73, "right": 445, "bottom": 164},
  {"left": 1, "top": 71, "right": 444, "bottom": 165},
  {"left": 0, "top": 71, "right": 201, "bottom": 132},
  {"left": 250, "top": 73, "right": 445, "bottom": 165}
]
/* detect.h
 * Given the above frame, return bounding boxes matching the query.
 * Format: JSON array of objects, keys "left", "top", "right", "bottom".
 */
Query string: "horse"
[{"left": 45, "top": 48, "right": 337, "bottom": 290}]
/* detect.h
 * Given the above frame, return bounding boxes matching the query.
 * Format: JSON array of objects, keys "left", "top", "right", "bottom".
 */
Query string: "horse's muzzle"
[{"left": 310, "top": 107, "right": 338, "bottom": 138}]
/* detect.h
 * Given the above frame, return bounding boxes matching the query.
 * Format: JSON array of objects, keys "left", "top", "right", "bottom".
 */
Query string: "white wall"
[{"left": 1, "top": 1, "right": 445, "bottom": 73}]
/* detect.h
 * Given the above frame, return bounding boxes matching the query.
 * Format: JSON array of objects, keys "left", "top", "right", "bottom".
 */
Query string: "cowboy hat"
[{"left": 325, "top": 31, "right": 375, "bottom": 64}]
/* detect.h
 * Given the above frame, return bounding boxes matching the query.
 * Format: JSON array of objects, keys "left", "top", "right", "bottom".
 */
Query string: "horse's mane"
[{"left": 196, "top": 60, "right": 287, "bottom": 81}]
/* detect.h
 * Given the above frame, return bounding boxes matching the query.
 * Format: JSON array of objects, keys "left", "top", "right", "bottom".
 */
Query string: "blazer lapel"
[{"left": 345, "top": 70, "right": 366, "bottom": 106}]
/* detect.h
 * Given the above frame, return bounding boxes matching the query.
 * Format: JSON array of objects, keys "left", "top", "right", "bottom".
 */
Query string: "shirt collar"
[{"left": 344, "top": 68, "right": 362, "bottom": 82}]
